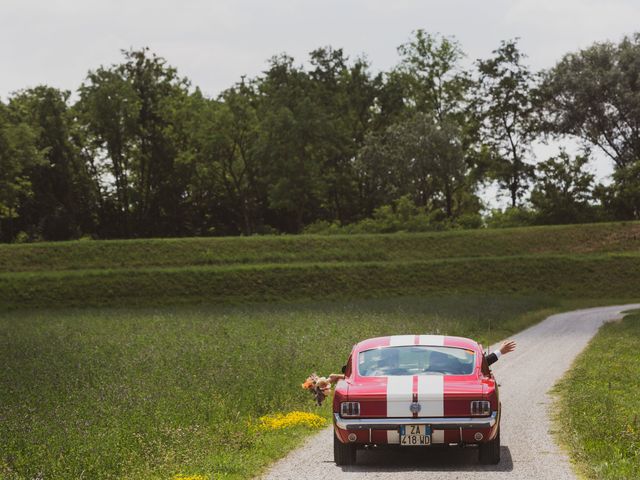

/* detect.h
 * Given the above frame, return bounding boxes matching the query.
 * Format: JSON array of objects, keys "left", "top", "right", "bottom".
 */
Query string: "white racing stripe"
[
  {"left": 417, "top": 375, "right": 444, "bottom": 416},
  {"left": 386, "top": 376, "right": 413, "bottom": 417},
  {"left": 385, "top": 335, "right": 445, "bottom": 445},
  {"left": 386, "top": 376, "right": 413, "bottom": 445},
  {"left": 418, "top": 335, "right": 445, "bottom": 346},
  {"left": 389, "top": 335, "right": 415, "bottom": 346}
]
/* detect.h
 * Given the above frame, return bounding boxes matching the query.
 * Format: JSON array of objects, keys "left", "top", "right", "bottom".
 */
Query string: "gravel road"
[{"left": 261, "top": 304, "right": 640, "bottom": 480}]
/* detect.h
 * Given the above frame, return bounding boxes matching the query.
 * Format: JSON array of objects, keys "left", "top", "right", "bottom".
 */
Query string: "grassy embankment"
[
  {"left": 1, "top": 221, "right": 640, "bottom": 479},
  {"left": 2, "top": 221, "right": 640, "bottom": 309},
  {"left": 554, "top": 311, "right": 640, "bottom": 480}
]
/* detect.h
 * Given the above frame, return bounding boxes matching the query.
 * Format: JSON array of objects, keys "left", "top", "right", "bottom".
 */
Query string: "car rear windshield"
[{"left": 358, "top": 346, "right": 476, "bottom": 377}]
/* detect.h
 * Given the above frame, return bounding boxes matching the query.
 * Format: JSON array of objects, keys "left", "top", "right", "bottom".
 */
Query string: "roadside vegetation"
[
  {"left": 0, "top": 295, "right": 612, "bottom": 480},
  {"left": 554, "top": 312, "right": 640, "bottom": 480}
]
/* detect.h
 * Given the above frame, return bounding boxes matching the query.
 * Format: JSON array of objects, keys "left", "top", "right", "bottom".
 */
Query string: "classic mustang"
[{"left": 332, "top": 334, "right": 501, "bottom": 465}]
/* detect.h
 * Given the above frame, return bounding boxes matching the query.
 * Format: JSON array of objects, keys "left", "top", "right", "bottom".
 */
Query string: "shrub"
[{"left": 485, "top": 207, "right": 537, "bottom": 228}]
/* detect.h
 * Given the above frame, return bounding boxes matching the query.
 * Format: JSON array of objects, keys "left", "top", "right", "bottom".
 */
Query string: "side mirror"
[{"left": 341, "top": 365, "right": 347, "bottom": 374}]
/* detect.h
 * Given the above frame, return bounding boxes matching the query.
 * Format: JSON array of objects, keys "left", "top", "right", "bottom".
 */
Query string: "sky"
[{"left": 2, "top": 0, "right": 638, "bottom": 196}]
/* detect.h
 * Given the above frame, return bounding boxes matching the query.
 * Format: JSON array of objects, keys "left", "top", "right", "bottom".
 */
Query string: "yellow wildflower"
[
  {"left": 257, "top": 411, "right": 327, "bottom": 430},
  {"left": 173, "top": 475, "right": 208, "bottom": 480}
]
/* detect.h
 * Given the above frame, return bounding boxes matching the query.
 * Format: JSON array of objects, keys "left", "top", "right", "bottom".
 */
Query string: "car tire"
[
  {"left": 333, "top": 430, "right": 357, "bottom": 465},
  {"left": 478, "top": 428, "right": 500, "bottom": 465}
]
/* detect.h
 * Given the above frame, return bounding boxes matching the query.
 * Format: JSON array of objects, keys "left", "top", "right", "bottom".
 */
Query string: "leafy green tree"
[
  {"left": 540, "top": 34, "right": 640, "bottom": 221},
  {"left": 175, "top": 83, "right": 265, "bottom": 235},
  {"left": 215, "top": 84, "right": 264, "bottom": 234},
  {"left": 357, "top": 113, "right": 480, "bottom": 219},
  {"left": 308, "top": 47, "right": 379, "bottom": 224},
  {"left": 594, "top": 163, "right": 640, "bottom": 220},
  {"left": 530, "top": 151, "right": 595, "bottom": 224},
  {"left": 255, "top": 55, "right": 328, "bottom": 232},
  {"left": 540, "top": 34, "right": 640, "bottom": 170},
  {"left": 159, "top": 88, "right": 221, "bottom": 235},
  {"left": 396, "top": 30, "right": 470, "bottom": 119},
  {"left": 355, "top": 32, "right": 481, "bottom": 220},
  {"left": 9, "top": 86, "right": 97, "bottom": 240},
  {"left": 77, "top": 65, "right": 139, "bottom": 236},
  {"left": 477, "top": 39, "right": 536, "bottom": 207},
  {"left": 78, "top": 48, "right": 190, "bottom": 237},
  {"left": 0, "top": 102, "right": 42, "bottom": 241}
]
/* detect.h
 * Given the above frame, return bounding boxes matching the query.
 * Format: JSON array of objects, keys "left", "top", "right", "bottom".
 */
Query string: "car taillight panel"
[
  {"left": 470, "top": 400, "right": 491, "bottom": 416},
  {"left": 340, "top": 402, "right": 360, "bottom": 417}
]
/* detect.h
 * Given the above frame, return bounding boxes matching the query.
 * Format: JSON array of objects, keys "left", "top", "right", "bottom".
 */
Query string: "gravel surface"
[{"left": 261, "top": 304, "right": 640, "bottom": 480}]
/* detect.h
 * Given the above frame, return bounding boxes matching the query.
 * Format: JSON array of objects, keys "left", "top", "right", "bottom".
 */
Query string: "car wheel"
[
  {"left": 478, "top": 428, "right": 500, "bottom": 465},
  {"left": 333, "top": 431, "right": 357, "bottom": 465}
]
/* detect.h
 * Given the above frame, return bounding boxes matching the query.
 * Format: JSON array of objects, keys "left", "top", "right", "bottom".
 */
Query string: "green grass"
[
  {"left": 2, "top": 222, "right": 640, "bottom": 478},
  {"left": 0, "top": 295, "right": 596, "bottom": 480},
  {"left": 1, "top": 222, "right": 640, "bottom": 309},
  {"left": 2, "top": 254, "right": 640, "bottom": 309},
  {"left": 1, "top": 221, "right": 639, "bottom": 272},
  {"left": 554, "top": 312, "right": 640, "bottom": 480}
]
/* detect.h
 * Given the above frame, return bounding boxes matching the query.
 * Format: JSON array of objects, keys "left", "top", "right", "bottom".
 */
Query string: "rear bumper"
[{"left": 333, "top": 411, "right": 498, "bottom": 430}]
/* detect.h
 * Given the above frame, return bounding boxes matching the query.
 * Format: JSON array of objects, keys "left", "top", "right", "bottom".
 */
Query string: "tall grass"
[
  {"left": 554, "top": 312, "right": 640, "bottom": 480},
  {"left": 1, "top": 295, "right": 569, "bottom": 480}
]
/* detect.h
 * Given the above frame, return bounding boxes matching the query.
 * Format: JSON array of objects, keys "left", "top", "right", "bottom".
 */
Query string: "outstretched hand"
[
  {"left": 499, "top": 340, "right": 516, "bottom": 355},
  {"left": 328, "top": 373, "right": 345, "bottom": 384}
]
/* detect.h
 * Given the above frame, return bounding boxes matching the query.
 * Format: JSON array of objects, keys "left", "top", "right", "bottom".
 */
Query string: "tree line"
[{"left": 1, "top": 31, "right": 640, "bottom": 241}]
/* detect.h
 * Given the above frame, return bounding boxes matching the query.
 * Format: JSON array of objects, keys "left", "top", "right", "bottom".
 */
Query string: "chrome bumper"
[{"left": 334, "top": 411, "right": 498, "bottom": 430}]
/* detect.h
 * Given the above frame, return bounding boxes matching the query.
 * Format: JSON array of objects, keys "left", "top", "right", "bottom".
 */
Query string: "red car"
[{"left": 333, "top": 335, "right": 501, "bottom": 465}]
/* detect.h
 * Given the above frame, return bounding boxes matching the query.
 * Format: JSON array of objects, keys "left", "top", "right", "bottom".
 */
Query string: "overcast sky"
[{"left": 2, "top": 0, "right": 638, "bottom": 189}]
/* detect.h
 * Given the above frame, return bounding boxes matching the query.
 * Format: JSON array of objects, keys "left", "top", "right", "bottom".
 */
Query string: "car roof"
[{"left": 354, "top": 335, "right": 480, "bottom": 352}]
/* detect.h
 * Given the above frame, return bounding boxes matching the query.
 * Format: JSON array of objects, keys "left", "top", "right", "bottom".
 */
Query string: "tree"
[
  {"left": 0, "top": 102, "right": 42, "bottom": 241},
  {"left": 540, "top": 34, "right": 640, "bottom": 170},
  {"left": 9, "top": 86, "right": 97, "bottom": 240},
  {"left": 255, "top": 55, "right": 327, "bottom": 232},
  {"left": 77, "top": 65, "right": 139, "bottom": 236},
  {"left": 396, "top": 30, "right": 470, "bottom": 120},
  {"left": 357, "top": 113, "right": 480, "bottom": 219},
  {"left": 530, "top": 151, "right": 595, "bottom": 224},
  {"left": 308, "top": 47, "right": 379, "bottom": 224},
  {"left": 78, "top": 48, "right": 190, "bottom": 237},
  {"left": 477, "top": 39, "right": 536, "bottom": 207},
  {"left": 594, "top": 162, "right": 640, "bottom": 220},
  {"left": 177, "top": 83, "right": 265, "bottom": 235}
]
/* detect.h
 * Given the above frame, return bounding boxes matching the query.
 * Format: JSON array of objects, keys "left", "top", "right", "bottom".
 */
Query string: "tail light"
[
  {"left": 340, "top": 402, "right": 360, "bottom": 417},
  {"left": 470, "top": 400, "right": 491, "bottom": 416}
]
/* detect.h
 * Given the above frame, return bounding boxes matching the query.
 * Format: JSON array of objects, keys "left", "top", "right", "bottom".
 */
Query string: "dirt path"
[{"left": 261, "top": 304, "right": 640, "bottom": 479}]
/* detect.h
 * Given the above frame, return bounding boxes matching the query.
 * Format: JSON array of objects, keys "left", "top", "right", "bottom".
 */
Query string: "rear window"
[{"left": 358, "top": 346, "right": 476, "bottom": 377}]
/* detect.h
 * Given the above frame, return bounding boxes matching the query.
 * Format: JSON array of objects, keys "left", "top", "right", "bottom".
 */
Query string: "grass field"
[
  {"left": 554, "top": 311, "right": 640, "bottom": 480},
  {"left": 1, "top": 221, "right": 640, "bottom": 309},
  {"left": 0, "top": 295, "right": 592, "bottom": 480},
  {"left": 2, "top": 222, "right": 640, "bottom": 479}
]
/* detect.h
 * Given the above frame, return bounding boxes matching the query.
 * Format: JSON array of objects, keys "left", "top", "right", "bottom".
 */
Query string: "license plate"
[{"left": 399, "top": 424, "right": 431, "bottom": 446}]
